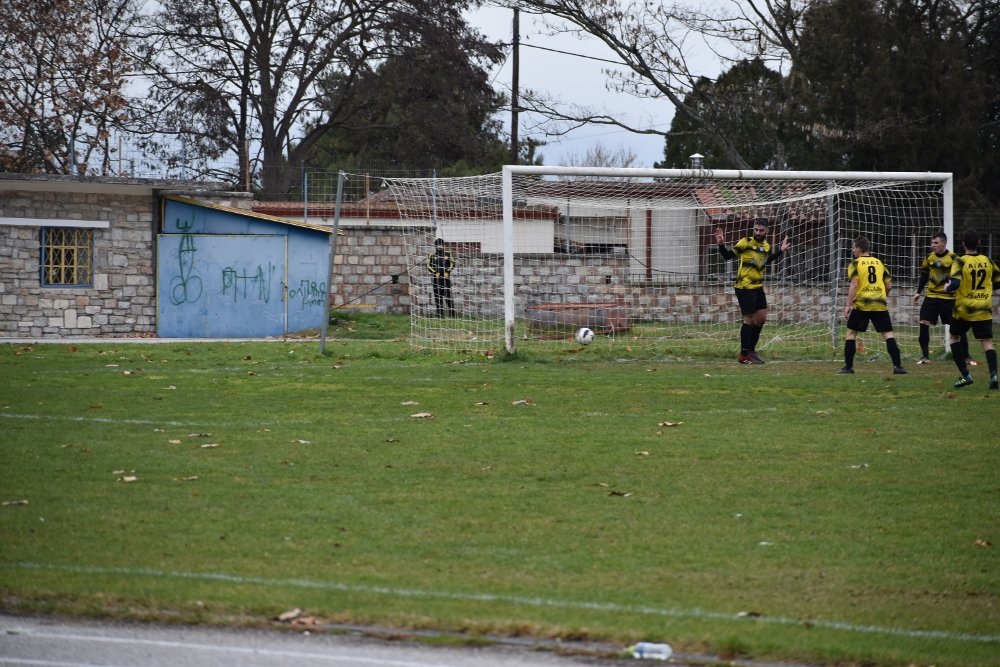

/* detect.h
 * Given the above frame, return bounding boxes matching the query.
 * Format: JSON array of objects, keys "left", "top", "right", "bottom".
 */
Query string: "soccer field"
[{"left": 1, "top": 339, "right": 997, "bottom": 666}]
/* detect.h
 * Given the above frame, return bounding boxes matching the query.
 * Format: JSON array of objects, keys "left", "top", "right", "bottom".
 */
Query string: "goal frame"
[{"left": 500, "top": 165, "right": 953, "bottom": 354}]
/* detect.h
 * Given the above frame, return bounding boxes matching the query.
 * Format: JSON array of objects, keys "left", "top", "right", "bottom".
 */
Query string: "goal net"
[{"left": 382, "top": 166, "right": 952, "bottom": 356}]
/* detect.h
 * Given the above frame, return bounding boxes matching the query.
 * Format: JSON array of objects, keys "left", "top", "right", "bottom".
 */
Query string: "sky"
[{"left": 464, "top": 4, "right": 677, "bottom": 169}]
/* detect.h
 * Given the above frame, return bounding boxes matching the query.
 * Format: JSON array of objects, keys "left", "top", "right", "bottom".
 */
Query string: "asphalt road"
[{"left": 0, "top": 614, "right": 628, "bottom": 667}]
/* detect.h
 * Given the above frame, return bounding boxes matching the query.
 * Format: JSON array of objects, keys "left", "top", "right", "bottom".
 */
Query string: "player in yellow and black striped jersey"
[
  {"left": 944, "top": 229, "right": 1000, "bottom": 389},
  {"left": 838, "top": 236, "right": 906, "bottom": 375},
  {"left": 715, "top": 220, "right": 789, "bottom": 364},
  {"left": 911, "top": 231, "right": 974, "bottom": 364}
]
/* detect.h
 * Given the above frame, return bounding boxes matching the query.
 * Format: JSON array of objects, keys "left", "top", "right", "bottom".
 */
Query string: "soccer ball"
[{"left": 575, "top": 327, "right": 595, "bottom": 345}]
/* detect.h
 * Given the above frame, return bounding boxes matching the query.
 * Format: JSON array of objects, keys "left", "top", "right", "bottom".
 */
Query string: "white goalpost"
[{"left": 383, "top": 166, "right": 952, "bottom": 357}]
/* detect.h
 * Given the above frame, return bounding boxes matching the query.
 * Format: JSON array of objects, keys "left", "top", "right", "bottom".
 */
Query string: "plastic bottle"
[{"left": 631, "top": 642, "right": 673, "bottom": 660}]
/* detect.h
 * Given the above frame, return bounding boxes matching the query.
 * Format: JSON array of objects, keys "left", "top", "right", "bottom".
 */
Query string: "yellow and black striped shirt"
[
  {"left": 949, "top": 253, "right": 1000, "bottom": 321},
  {"left": 726, "top": 237, "right": 773, "bottom": 290},
  {"left": 919, "top": 251, "right": 958, "bottom": 299},
  {"left": 847, "top": 255, "right": 890, "bottom": 312}
]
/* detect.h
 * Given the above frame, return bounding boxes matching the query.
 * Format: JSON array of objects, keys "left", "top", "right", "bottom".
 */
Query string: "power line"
[{"left": 498, "top": 41, "right": 624, "bottom": 67}]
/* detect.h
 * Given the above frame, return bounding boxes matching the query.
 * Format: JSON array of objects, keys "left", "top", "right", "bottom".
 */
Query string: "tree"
[
  {"left": 561, "top": 142, "right": 638, "bottom": 169},
  {"left": 308, "top": 20, "right": 508, "bottom": 175},
  {"left": 965, "top": 0, "right": 1000, "bottom": 209},
  {"left": 781, "top": 0, "right": 998, "bottom": 206},
  {"left": 657, "top": 58, "right": 786, "bottom": 170},
  {"left": 134, "top": 0, "right": 496, "bottom": 198},
  {"left": 502, "top": 0, "right": 757, "bottom": 168},
  {"left": 502, "top": 1, "right": 1000, "bottom": 206},
  {"left": 0, "top": 0, "right": 137, "bottom": 175}
]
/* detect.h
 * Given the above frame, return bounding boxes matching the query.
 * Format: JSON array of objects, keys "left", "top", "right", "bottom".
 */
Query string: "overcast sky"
[{"left": 465, "top": 4, "right": 676, "bottom": 168}]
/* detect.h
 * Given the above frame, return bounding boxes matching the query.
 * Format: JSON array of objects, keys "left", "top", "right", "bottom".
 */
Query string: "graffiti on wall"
[
  {"left": 169, "top": 217, "right": 203, "bottom": 305},
  {"left": 288, "top": 279, "right": 327, "bottom": 310},
  {"left": 159, "top": 200, "right": 330, "bottom": 337},
  {"left": 222, "top": 262, "right": 275, "bottom": 303}
]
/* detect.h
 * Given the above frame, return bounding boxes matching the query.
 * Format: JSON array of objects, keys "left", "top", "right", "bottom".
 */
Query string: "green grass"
[{"left": 1, "top": 336, "right": 997, "bottom": 666}]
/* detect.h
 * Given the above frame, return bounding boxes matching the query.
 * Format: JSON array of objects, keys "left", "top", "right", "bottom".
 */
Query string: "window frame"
[{"left": 38, "top": 225, "right": 98, "bottom": 288}]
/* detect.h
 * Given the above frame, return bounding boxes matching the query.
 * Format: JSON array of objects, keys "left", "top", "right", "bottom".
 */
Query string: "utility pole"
[{"left": 510, "top": 8, "right": 519, "bottom": 165}]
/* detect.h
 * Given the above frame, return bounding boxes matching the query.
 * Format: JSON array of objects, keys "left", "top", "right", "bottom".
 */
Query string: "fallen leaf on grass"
[
  {"left": 974, "top": 538, "right": 992, "bottom": 548},
  {"left": 122, "top": 370, "right": 133, "bottom": 376},
  {"left": 2, "top": 499, "right": 29, "bottom": 506},
  {"left": 657, "top": 421, "right": 684, "bottom": 427},
  {"left": 737, "top": 611, "right": 764, "bottom": 618},
  {"left": 247, "top": 371, "right": 258, "bottom": 376},
  {"left": 118, "top": 475, "right": 138, "bottom": 483},
  {"left": 634, "top": 451, "right": 651, "bottom": 457},
  {"left": 174, "top": 476, "right": 199, "bottom": 482},
  {"left": 385, "top": 437, "right": 399, "bottom": 443},
  {"left": 199, "top": 443, "right": 221, "bottom": 449},
  {"left": 291, "top": 615, "right": 321, "bottom": 627},
  {"left": 167, "top": 439, "right": 182, "bottom": 445},
  {"left": 608, "top": 490, "right": 632, "bottom": 497},
  {"left": 512, "top": 398, "right": 534, "bottom": 406},
  {"left": 276, "top": 608, "right": 302, "bottom": 622},
  {"left": 400, "top": 400, "right": 419, "bottom": 406},
  {"left": 475, "top": 401, "right": 490, "bottom": 406},
  {"left": 290, "top": 439, "right": 311, "bottom": 444},
  {"left": 188, "top": 433, "right": 212, "bottom": 438},
  {"left": 410, "top": 412, "right": 434, "bottom": 419}
]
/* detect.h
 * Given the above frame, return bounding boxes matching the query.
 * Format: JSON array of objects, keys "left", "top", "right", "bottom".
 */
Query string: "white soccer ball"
[{"left": 575, "top": 327, "right": 595, "bottom": 345}]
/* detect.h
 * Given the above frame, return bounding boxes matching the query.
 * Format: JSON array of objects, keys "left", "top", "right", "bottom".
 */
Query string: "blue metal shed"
[{"left": 157, "top": 196, "right": 332, "bottom": 338}]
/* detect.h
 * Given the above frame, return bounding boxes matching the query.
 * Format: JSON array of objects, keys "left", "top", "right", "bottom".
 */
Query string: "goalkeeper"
[
  {"left": 715, "top": 220, "right": 790, "bottom": 364},
  {"left": 427, "top": 238, "right": 456, "bottom": 317}
]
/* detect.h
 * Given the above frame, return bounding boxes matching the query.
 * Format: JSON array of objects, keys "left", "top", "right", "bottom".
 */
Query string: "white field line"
[
  {"left": 8, "top": 562, "right": 998, "bottom": 644},
  {"left": 0, "top": 413, "right": 192, "bottom": 427},
  {"left": 0, "top": 413, "right": 291, "bottom": 428}
]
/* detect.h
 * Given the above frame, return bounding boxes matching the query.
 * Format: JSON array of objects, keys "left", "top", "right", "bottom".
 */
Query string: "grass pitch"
[{"left": 1, "top": 333, "right": 997, "bottom": 666}]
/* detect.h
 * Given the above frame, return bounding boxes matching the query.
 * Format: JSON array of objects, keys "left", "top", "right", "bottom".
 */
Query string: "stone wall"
[
  {"left": 3, "top": 189, "right": 993, "bottom": 338},
  {"left": 331, "top": 226, "right": 413, "bottom": 312},
  {"left": 0, "top": 189, "right": 157, "bottom": 337},
  {"left": 332, "top": 227, "right": 852, "bottom": 325}
]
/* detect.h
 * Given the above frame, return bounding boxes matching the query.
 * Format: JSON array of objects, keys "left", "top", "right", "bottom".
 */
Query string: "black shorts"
[
  {"left": 846, "top": 309, "right": 894, "bottom": 334},
  {"left": 949, "top": 318, "right": 993, "bottom": 340},
  {"left": 735, "top": 288, "right": 767, "bottom": 316},
  {"left": 918, "top": 296, "right": 954, "bottom": 325}
]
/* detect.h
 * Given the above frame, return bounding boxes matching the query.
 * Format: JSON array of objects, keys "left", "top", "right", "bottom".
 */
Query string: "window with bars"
[{"left": 41, "top": 227, "right": 94, "bottom": 286}]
